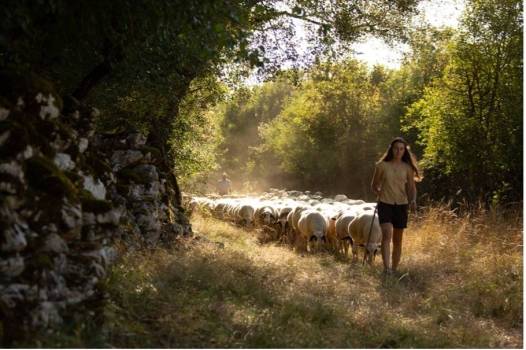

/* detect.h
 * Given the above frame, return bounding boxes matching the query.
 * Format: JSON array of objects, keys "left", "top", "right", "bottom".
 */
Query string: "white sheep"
[
  {"left": 233, "top": 203, "right": 255, "bottom": 227},
  {"left": 254, "top": 204, "right": 277, "bottom": 226},
  {"left": 334, "top": 211, "right": 358, "bottom": 256},
  {"left": 297, "top": 210, "right": 328, "bottom": 253},
  {"left": 277, "top": 206, "right": 293, "bottom": 241},
  {"left": 348, "top": 211, "right": 381, "bottom": 264}
]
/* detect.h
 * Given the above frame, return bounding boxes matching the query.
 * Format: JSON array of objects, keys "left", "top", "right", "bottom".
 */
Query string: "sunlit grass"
[
  {"left": 94, "top": 204, "right": 522, "bottom": 348},
  {"left": 27, "top": 204, "right": 521, "bottom": 348}
]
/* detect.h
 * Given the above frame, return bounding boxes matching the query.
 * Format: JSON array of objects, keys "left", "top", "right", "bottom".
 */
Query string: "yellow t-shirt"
[{"left": 376, "top": 161, "right": 413, "bottom": 205}]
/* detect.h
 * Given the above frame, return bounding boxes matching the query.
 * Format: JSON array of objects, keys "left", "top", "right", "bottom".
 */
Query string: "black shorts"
[{"left": 377, "top": 201, "right": 408, "bottom": 229}]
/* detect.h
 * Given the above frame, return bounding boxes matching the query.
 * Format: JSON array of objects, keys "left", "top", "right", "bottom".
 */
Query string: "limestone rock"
[
  {"left": 0, "top": 255, "right": 25, "bottom": 278},
  {"left": 130, "top": 164, "right": 159, "bottom": 182},
  {"left": 53, "top": 153, "right": 75, "bottom": 171},
  {"left": 82, "top": 175, "right": 106, "bottom": 200},
  {"left": 0, "top": 72, "right": 192, "bottom": 340},
  {"left": 127, "top": 133, "right": 147, "bottom": 148},
  {"left": 31, "top": 301, "right": 63, "bottom": 328},
  {"left": 41, "top": 233, "right": 68, "bottom": 254},
  {"left": 0, "top": 106, "right": 9, "bottom": 120},
  {"left": 111, "top": 150, "right": 143, "bottom": 172},
  {"left": 1, "top": 223, "right": 28, "bottom": 252},
  {"left": 96, "top": 208, "right": 122, "bottom": 226},
  {"left": 35, "top": 93, "right": 60, "bottom": 120},
  {"left": 0, "top": 283, "right": 30, "bottom": 308},
  {"left": 78, "top": 138, "right": 89, "bottom": 153},
  {"left": 0, "top": 161, "right": 24, "bottom": 182},
  {"left": 60, "top": 200, "right": 83, "bottom": 238}
]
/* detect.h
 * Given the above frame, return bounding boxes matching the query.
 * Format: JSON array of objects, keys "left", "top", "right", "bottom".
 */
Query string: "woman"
[{"left": 371, "top": 137, "right": 422, "bottom": 275}]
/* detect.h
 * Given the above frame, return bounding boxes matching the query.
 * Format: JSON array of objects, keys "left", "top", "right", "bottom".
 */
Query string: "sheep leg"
[
  {"left": 351, "top": 245, "right": 359, "bottom": 262},
  {"left": 343, "top": 240, "right": 349, "bottom": 257},
  {"left": 295, "top": 236, "right": 304, "bottom": 253}
]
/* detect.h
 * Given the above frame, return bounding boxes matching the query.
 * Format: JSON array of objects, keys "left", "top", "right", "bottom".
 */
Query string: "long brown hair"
[{"left": 378, "top": 137, "right": 423, "bottom": 182}]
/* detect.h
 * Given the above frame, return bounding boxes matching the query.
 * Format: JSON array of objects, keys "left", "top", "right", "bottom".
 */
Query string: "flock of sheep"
[{"left": 188, "top": 189, "right": 382, "bottom": 263}]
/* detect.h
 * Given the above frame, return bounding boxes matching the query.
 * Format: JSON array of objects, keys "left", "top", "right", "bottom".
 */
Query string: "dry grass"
[
  {"left": 94, "top": 204, "right": 523, "bottom": 348},
  {"left": 32, "top": 204, "right": 522, "bottom": 348}
]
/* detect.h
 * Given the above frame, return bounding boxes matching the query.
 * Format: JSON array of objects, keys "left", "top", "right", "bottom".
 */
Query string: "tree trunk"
[
  {"left": 148, "top": 117, "right": 182, "bottom": 206},
  {"left": 72, "top": 39, "right": 123, "bottom": 101},
  {"left": 72, "top": 60, "right": 112, "bottom": 101}
]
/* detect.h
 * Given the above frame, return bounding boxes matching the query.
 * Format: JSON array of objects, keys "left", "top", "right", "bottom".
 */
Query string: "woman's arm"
[
  {"left": 370, "top": 163, "right": 382, "bottom": 198},
  {"left": 406, "top": 167, "right": 417, "bottom": 210}
]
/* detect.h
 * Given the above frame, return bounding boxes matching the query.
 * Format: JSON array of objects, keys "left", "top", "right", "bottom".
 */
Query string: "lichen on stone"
[
  {"left": 81, "top": 174, "right": 106, "bottom": 200},
  {"left": 78, "top": 138, "right": 89, "bottom": 153},
  {"left": 25, "top": 156, "right": 78, "bottom": 200},
  {"left": 35, "top": 93, "right": 60, "bottom": 120},
  {"left": 0, "top": 107, "right": 9, "bottom": 121},
  {"left": 0, "top": 130, "right": 11, "bottom": 146},
  {"left": 0, "top": 71, "right": 192, "bottom": 341},
  {"left": 79, "top": 190, "right": 112, "bottom": 214},
  {"left": 1, "top": 223, "right": 28, "bottom": 252},
  {"left": 53, "top": 153, "right": 75, "bottom": 171}
]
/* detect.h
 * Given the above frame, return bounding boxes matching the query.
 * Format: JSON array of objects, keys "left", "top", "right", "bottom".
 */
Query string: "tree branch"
[
  {"left": 72, "top": 39, "right": 123, "bottom": 101},
  {"left": 272, "top": 10, "right": 329, "bottom": 27},
  {"left": 71, "top": 60, "right": 112, "bottom": 101}
]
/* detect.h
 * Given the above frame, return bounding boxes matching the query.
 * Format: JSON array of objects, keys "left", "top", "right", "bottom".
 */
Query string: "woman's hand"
[{"left": 410, "top": 200, "right": 417, "bottom": 213}]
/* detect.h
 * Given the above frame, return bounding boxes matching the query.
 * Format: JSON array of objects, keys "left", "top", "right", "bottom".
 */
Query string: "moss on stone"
[
  {"left": 25, "top": 156, "right": 78, "bottom": 200},
  {"left": 0, "top": 96, "right": 13, "bottom": 109},
  {"left": 139, "top": 145, "right": 162, "bottom": 160},
  {"left": 79, "top": 190, "right": 112, "bottom": 213},
  {"left": 0, "top": 70, "right": 63, "bottom": 112},
  {"left": 0, "top": 116, "right": 56, "bottom": 158},
  {"left": 117, "top": 165, "right": 149, "bottom": 185},
  {"left": 89, "top": 156, "right": 112, "bottom": 177},
  {"left": 0, "top": 120, "right": 29, "bottom": 158},
  {"left": 55, "top": 121, "right": 77, "bottom": 144},
  {"left": 64, "top": 170, "right": 83, "bottom": 186},
  {"left": 32, "top": 252, "right": 54, "bottom": 269},
  {"left": 115, "top": 183, "right": 129, "bottom": 196},
  {"left": 0, "top": 173, "right": 22, "bottom": 191}
]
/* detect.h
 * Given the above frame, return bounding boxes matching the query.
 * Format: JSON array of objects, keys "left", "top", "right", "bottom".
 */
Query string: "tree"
[
  {"left": 258, "top": 60, "right": 383, "bottom": 196},
  {"left": 170, "top": 74, "right": 227, "bottom": 192},
  {"left": 403, "top": 0, "right": 522, "bottom": 204},
  {"left": 1, "top": 0, "right": 423, "bottom": 199}
]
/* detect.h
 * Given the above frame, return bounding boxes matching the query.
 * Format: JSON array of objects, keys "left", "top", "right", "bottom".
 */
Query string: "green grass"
[{"left": 22, "top": 204, "right": 523, "bottom": 348}]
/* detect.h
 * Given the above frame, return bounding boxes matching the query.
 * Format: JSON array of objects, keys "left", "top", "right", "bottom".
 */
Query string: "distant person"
[
  {"left": 370, "top": 137, "right": 422, "bottom": 275},
  {"left": 217, "top": 173, "right": 232, "bottom": 196}
]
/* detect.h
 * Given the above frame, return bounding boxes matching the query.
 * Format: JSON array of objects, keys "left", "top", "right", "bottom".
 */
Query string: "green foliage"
[
  {"left": 2, "top": 0, "right": 521, "bottom": 205},
  {"left": 208, "top": 0, "right": 521, "bottom": 206},
  {"left": 403, "top": 0, "right": 523, "bottom": 204},
  {"left": 382, "top": 27, "right": 454, "bottom": 154},
  {"left": 215, "top": 58, "right": 429, "bottom": 196},
  {"left": 170, "top": 74, "right": 227, "bottom": 191},
  {"left": 0, "top": 0, "right": 423, "bottom": 197},
  {"left": 0, "top": 0, "right": 420, "bottom": 130},
  {"left": 258, "top": 60, "right": 383, "bottom": 195}
]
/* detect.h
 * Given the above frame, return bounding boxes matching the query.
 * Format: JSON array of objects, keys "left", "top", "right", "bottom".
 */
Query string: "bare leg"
[
  {"left": 381, "top": 223, "right": 393, "bottom": 271},
  {"left": 392, "top": 228, "right": 404, "bottom": 272}
]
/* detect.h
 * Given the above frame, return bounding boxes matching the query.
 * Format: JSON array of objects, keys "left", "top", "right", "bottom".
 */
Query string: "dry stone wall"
[{"left": 0, "top": 71, "right": 191, "bottom": 343}]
